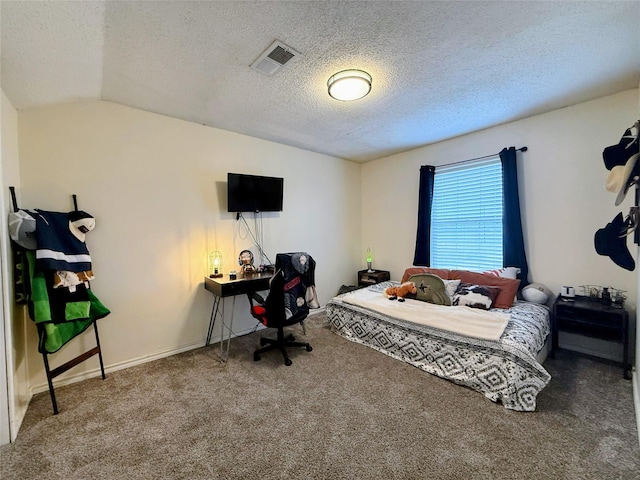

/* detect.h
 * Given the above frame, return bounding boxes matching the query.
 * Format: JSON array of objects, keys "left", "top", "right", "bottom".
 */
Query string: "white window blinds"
[{"left": 430, "top": 158, "right": 503, "bottom": 271}]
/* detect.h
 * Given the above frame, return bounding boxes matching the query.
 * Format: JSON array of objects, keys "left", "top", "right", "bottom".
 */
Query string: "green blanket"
[{"left": 25, "top": 251, "right": 110, "bottom": 353}]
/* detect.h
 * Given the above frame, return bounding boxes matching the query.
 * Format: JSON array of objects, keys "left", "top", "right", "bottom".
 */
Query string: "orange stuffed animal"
[{"left": 384, "top": 281, "right": 417, "bottom": 302}]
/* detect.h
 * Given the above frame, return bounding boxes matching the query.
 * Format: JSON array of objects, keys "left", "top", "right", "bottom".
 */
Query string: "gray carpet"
[{"left": 1, "top": 314, "right": 638, "bottom": 480}]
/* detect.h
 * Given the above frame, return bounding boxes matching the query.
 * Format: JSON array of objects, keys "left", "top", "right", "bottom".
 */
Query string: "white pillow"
[
  {"left": 482, "top": 267, "right": 520, "bottom": 279},
  {"left": 522, "top": 283, "right": 552, "bottom": 304},
  {"left": 443, "top": 279, "right": 461, "bottom": 300}
]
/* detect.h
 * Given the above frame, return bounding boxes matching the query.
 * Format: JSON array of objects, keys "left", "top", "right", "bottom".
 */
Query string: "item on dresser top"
[
  {"left": 366, "top": 247, "right": 374, "bottom": 272},
  {"left": 581, "top": 284, "right": 603, "bottom": 300},
  {"left": 578, "top": 285, "right": 627, "bottom": 307},
  {"left": 561, "top": 286, "right": 575, "bottom": 298},
  {"left": 612, "top": 289, "right": 627, "bottom": 308}
]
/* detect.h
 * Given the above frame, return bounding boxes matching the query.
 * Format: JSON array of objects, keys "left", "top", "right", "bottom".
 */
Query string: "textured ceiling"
[{"left": 2, "top": 1, "right": 639, "bottom": 162}]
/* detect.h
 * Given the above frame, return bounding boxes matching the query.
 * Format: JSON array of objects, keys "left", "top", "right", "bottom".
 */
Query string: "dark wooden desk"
[
  {"left": 204, "top": 272, "right": 273, "bottom": 298},
  {"left": 203, "top": 272, "right": 273, "bottom": 360}
]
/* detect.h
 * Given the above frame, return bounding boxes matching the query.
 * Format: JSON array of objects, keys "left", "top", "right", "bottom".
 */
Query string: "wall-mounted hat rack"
[{"left": 634, "top": 185, "right": 639, "bottom": 246}]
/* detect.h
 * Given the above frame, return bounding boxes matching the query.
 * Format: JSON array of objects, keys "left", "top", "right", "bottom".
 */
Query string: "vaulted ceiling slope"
[{"left": 2, "top": 1, "right": 639, "bottom": 162}]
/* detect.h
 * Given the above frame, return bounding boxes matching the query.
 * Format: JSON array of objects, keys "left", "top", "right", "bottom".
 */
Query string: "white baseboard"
[
  {"left": 9, "top": 391, "right": 31, "bottom": 443},
  {"left": 29, "top": 325, "right": 262, "bottom": 395},
  {"left": 634, "top": 368, "right": 640, "bottom": 450},
  {"left": 29, "top": 310, "right": 327, "bottom": 395}
]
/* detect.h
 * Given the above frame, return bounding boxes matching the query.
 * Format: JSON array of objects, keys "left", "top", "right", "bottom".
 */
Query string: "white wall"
[
  {"left": 1, "top": 89, "right": 28, "bottom": 444},
  {"left": 362, "top": 90, "right": 639, "bottom": 310},
  {"left": 0, "top": 92, "right": 11, "bottom": 445},
  {"left": 17, "top": 101, "right": 361, "bottom": 391}
]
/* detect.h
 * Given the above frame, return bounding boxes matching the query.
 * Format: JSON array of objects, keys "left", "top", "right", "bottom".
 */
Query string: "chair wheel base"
[{"left": 253, "top": 330, "right": 312, "bottom": 366}]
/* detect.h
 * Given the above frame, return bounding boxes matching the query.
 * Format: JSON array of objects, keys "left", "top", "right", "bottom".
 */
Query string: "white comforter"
[{"left": 342, "top": 287, "right": 510, "bottom": 341}]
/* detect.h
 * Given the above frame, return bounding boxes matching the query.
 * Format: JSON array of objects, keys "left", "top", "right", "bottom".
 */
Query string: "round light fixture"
[{"left": 327, "top": 69, "right": 372, "bottom": 101}]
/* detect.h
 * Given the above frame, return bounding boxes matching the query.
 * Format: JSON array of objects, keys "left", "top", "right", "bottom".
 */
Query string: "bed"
[{"left": 326, "top": 269, "right": 551, "bottom": 412}]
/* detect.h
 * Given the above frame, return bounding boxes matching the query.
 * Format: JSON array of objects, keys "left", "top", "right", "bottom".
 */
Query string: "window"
[{"left": 430, "top": 158, "right": 503, "bottom": 270}]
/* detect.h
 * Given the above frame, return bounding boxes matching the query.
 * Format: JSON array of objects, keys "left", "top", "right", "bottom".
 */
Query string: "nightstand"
[
  {"left": 358, "top": 269, "right": 390, "bottom": 287},
  {"left": 551, "top": 294, "right": 632, "bottom": 379}
]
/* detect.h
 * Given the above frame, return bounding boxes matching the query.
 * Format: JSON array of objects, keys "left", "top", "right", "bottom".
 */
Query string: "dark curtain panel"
[
  {"left": 413, "top": 165, "right": 436, "bottom": 266},
  {"left": 500, "top": 147, "right": 529, "bottom": 289}
]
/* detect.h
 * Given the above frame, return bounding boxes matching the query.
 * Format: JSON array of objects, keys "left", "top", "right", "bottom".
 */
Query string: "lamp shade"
[{"left": 327, "top": 69, "right": 372, "bottom": 101}]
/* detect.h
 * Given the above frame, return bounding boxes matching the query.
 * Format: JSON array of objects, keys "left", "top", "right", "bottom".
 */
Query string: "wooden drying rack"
[{"left": 9, "top": 186, "right": 106, "bottom": 415}]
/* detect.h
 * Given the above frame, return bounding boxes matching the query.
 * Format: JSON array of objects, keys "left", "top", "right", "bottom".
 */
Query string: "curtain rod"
[{"left": 436, "top": 146, "right": 528, "bottom": 169}]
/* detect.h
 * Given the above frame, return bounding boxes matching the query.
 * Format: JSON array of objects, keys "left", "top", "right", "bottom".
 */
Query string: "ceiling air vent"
[{"left": 250, "top": 40, "right": 301, "bottom": 76}]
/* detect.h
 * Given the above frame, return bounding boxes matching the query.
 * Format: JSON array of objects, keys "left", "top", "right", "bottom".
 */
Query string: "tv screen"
[{"left": 227, "top": 173, "right": 284, "bottom": 212}]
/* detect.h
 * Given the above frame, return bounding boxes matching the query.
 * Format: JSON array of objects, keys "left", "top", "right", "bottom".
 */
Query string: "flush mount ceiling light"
[{"left": 327, "top": 69, "right": 372, "bottom": 101}]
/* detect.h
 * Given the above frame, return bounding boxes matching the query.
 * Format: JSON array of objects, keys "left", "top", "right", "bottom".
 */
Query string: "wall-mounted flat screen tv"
[{"left": 227, "top": 173, "right": 284, "bottom": 212}]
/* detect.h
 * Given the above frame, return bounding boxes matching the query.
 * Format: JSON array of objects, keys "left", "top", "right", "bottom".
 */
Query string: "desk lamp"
[
  {"left": 209, "top": 251, "right": 223, "bottom": 278},
  {"left": 366, "top": 247, "right": 374, "bottom": 273}
]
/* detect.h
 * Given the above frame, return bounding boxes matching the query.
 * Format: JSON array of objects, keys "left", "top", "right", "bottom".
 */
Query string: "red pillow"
[{"left": 449, "top": 270, "right": 520, "bottom": 309}]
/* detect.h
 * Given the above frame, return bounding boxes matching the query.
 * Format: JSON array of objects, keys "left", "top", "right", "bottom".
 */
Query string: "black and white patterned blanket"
[{"left": 326, "top": 282, "right": 551, "bottom": 411}]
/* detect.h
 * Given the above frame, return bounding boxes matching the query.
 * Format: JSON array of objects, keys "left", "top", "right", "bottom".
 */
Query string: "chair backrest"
[{"left": 262, "top": 252, "right": 317, "bottom": 326}]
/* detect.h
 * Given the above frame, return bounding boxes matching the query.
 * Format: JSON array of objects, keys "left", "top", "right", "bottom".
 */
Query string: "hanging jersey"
[{"left": 34, "top": 210, "right": 94, "bottom": 272}]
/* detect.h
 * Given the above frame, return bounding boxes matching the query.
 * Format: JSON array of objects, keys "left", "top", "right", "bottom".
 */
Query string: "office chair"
[{"left": 248, "top": 252, "right": 319, "bottom": 366}]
